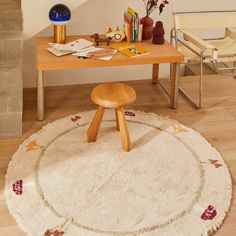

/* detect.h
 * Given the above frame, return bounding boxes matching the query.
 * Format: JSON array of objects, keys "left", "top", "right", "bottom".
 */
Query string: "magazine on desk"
[
  {"left": 72, "top": 47, "right": 117, "bottom": 61},
  {"left": 111, "top": 44, "right": 150, "bottom": 57}
]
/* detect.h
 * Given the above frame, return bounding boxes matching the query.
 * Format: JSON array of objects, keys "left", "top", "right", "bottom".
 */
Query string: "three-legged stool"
[{"left": 87, "top": 83, "right": 136, "bottom": 152}]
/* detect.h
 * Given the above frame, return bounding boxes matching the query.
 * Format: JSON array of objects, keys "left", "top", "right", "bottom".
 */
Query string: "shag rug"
[{"left": 5, "top": 110, "right": 232, "bottom": 236}]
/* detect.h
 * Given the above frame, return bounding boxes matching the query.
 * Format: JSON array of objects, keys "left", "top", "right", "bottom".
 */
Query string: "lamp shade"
[{"left": 49, "top": 4, "right": 71, "bottom": 24}]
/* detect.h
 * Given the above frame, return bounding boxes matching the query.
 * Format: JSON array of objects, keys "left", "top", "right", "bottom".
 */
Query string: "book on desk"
[
  {"left": 111, "top": 44, "right": 150, "bottom": 57},
  {"left": 124, "top": 7, "right": 143, "bottom": 43}
]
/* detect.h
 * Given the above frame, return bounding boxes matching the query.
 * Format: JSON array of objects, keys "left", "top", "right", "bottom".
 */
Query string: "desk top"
[{"left": 36, "top": 35, "right": 184, "bottom": 71}]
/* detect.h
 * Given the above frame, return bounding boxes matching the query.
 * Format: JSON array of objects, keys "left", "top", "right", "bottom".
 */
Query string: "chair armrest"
[
  {"left": 180, "top": 30, "right": 216, "bottom": 50},
  {"left": 225, "top": 28, "right": 236, "bottom": 40}
]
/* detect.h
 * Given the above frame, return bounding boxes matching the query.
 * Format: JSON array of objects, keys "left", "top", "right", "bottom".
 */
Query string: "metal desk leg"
[
  {"left": 152, "top": 64, "right": 159, "bottom": 84},
  {"left": 170, "top": 62, "right": 180, "bottom": 109},
  {"left": 37, "top": 71, "right": 45, "bottom": 121}
]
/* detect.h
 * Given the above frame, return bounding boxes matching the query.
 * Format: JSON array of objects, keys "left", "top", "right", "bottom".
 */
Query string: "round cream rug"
[{"left": 5, "top": 110, "right": 232, "bottom": 236}]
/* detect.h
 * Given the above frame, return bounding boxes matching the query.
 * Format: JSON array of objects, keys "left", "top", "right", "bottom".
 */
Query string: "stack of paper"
[{"left": 47, "top": 39, "right": 94, "bottom": 57}]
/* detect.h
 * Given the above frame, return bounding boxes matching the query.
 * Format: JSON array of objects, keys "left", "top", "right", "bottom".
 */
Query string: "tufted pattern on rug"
[{"left": 5, "top": 110, "right": 232, "bottom": 236}]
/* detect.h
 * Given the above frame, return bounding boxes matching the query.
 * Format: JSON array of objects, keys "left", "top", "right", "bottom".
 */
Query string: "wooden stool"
[{"left": 87, "top": 83, "right": 137, "bottom": 152}]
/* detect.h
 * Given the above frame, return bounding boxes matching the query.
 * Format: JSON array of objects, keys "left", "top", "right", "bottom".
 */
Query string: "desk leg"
[
  {"left": 37, "top": 71, "right": 45, "bottom": 121},
  {"left": 152, "top": 64, "right": 159, "bottom": 84},
  {"left": 170, "top": 63, "right": 180, "bottom": 109}
]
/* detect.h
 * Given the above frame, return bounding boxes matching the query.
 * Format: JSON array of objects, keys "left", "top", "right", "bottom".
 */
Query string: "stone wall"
[{"left": 0, "top": 0, "right": 23, "bottom": 137}]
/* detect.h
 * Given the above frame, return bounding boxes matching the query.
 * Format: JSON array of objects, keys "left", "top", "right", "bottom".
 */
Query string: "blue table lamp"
[{"left": 49, "top": 4, "right": 71, "bottom": 44}]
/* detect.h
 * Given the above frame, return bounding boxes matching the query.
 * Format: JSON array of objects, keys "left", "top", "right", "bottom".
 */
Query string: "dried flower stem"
[{"left": 142, "top": 0, "right": 169, "bottom": 17}]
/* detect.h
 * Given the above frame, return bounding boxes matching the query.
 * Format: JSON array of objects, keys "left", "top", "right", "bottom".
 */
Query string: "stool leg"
[
  {"left": 117, "top": 108, "right": 131, "bottom": 152},
  {"left": 87, "top": 106, "right": 105, "bottom": 142},
  {"left": 115, "top": 109, "right": 120, "bottom": 131}
]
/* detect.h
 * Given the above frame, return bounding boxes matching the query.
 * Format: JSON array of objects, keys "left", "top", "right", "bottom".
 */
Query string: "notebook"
[{"left": 111, "top": 44, "right": 150, "bottom": 57}]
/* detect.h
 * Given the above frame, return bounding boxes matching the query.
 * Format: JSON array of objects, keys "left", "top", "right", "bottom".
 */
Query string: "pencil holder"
[{"left": 49, "top": 4, "right": 71, "bottom": 44}]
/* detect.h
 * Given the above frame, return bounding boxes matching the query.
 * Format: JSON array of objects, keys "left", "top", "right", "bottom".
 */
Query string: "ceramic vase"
[{"left": 142, "top": 16, "right": 154, "bottom": 40}]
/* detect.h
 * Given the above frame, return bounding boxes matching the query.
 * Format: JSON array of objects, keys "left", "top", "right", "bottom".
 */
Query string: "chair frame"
[{"left": 171, "top": 10, "right": 236, "bottom": 108}]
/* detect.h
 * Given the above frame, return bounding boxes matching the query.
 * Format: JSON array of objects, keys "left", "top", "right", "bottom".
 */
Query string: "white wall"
[
  {"left": 22, "top": 0, "right": 87, "bottom": 39},
  {"left": 23, "top": 0, "right": 236, "bottom": 88}
]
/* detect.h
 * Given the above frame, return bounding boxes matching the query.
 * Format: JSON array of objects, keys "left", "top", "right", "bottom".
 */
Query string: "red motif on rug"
[
  {"left": 44, "top": 229, "right": 64, "bottom": 236},
  {"left": 125, "top": 111, "right": 135, "bottom": 117},
  {"left": 71, "top": 115, "right": 81, "bottom": 123},
  {"left": 209, "top": 159, "right": 223, "bottom": 168},
  {"left": 12, "top": 180, "right": 23, "bottom": 195},
  {"left": 201, "top": 205, "right": 217, "bottom": 220}
]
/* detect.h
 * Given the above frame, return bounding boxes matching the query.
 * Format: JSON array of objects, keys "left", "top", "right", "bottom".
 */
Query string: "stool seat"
[
  {"left": 91, "top": 83, "right": 136, "bottom": 108},
  {"left": 87, "top": 83, "right": 137, "bottom": 152}
]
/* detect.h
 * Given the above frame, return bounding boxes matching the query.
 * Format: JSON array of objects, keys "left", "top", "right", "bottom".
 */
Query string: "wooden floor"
[{"left": 0, "top": 74, "right": 236, "bottom": 235}]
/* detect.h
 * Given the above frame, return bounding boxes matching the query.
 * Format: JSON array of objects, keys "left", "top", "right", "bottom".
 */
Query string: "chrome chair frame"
[{"left": 171, "top": 10, "right": 236, "bottom": 108}]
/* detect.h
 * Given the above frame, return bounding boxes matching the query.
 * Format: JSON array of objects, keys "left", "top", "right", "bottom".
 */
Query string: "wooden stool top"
[{"left": 91, "top": 83, "right": 136, "bottom": 108}]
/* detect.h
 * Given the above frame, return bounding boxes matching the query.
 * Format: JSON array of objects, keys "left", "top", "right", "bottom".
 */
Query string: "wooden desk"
[{"left": 36, "top": 35, "right": 184, "bottom": 121}]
